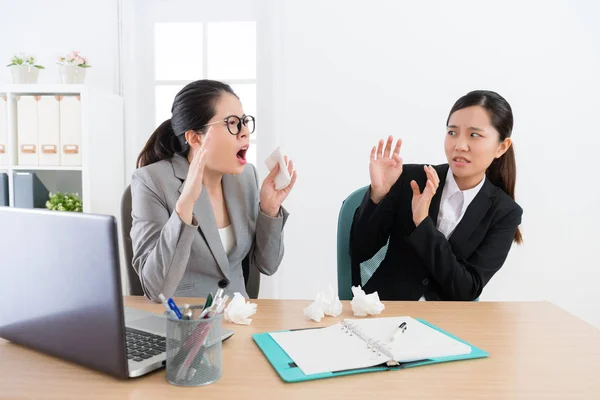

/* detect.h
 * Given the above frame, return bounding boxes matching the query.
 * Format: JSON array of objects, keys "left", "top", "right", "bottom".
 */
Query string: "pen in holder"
[{"left": 165, "top": 307, "right": 223, "bottom": 387}]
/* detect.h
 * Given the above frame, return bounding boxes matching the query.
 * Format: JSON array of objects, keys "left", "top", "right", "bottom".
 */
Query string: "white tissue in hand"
[
  {"left": 303, "top": 296, "right": 325, "bottom": 322},
  {"left": 224, "top": 293, "right": 257, "bottom": 325},
  {"left": 303, "top": 284, "right": 343, "bottom": 322},
  {"left": 351, "top": 285, "right": 385, "bottom": 317},
  {"left": 265, "top": 147, "right": 292, "bottom": 190}
]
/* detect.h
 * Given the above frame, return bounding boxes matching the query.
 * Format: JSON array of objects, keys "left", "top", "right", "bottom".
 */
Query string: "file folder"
[
  {"left": 59, "top": 96, "right": 82, "bottom": 166},
  {"left": 0, "top": 96, "right": 7, "bottom": 166},
  {"left": 17, "top": 96, "right": 39, "bottom": 166},
  {"left": 253, "top": 318, "right": 489, "bottom": 383},
  {"left": 13, "top": 172, "right": 49, "bottom": 209},
  {"left": 38, "top": 96, "right": 60, "bottom": 166},
  {"left": 0, "top": 173, "right": 8, "bottom": 206}
]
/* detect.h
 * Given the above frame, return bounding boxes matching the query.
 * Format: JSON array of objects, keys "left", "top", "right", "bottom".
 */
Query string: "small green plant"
[
  {"left": 7, "top": 53, "right": 45, "bottom": 69},
  {"left": 46, "top": 192, "right": 83, "bottom": 212}
]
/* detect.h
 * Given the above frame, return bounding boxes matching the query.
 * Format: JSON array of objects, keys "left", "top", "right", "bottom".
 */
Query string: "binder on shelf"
[
  {"left": 0, "top": 173, "right": 8, "bottom": 206},
  {"left": 17, "top": 96, "right": 39, "bottom": 166},
  {"left": 0, "top": 95, "right": 8, "bottom": 166},
  {"left": 38, "top": 96, "right": 61, "bottom": 166},
  {"left": 13, "top": 172, "right": 49, "bottom": 209},
  {"left": 59, "top": 96, "right": 82, "bottom": 166}
]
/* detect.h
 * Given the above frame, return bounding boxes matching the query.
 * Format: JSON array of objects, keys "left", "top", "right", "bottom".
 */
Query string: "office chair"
[
  {"left": 120, "top": 185, "right": 261, "bottom": 298},
  {"left": 337, "top": 185, "right": 390, "bottom": 300},
  {"left": 121, "top": 185, "right": 144, "bottom": 296}
]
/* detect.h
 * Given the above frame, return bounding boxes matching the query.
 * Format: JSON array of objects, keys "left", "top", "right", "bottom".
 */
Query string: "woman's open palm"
[{"left": 369, "top": 136, "right": 403, "bottom": 202}]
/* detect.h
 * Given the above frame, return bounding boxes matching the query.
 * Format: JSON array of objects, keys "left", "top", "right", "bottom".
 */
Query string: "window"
[{"left": 153, "top": 21, "right": 257, "bottom": 166}]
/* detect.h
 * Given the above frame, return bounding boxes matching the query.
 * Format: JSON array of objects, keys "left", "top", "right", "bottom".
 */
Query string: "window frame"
[{"left": 153, "top": 19, "right": 258, "bottom": 166}]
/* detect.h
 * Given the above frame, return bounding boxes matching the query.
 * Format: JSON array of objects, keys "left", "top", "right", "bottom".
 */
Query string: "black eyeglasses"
[{"left": 201, "top": 115, "right": 255, "bottom": 135}]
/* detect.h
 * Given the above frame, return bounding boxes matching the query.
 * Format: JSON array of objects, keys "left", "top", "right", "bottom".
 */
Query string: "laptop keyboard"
[{"left": 125, "top": 327, "right": 166, "bottom": 363}]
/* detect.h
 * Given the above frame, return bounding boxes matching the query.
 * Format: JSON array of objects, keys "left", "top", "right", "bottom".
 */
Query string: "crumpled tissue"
[
  {"left": 224, "top": 292, "right": 257, "bottom": 325},
  {"left": 350, "top": 285, "right": 385, "bottom": 317},
  {"left": 303, "top": 284, "right": 343, "bottom": 322}
]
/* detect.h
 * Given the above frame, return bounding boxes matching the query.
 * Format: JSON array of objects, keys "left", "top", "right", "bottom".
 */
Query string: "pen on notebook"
[
  {"left": 391, "top": 322, "right": 407, "bottom": 341},
  {"left": 158, "top": 293, "right": 182, "bottom": 319}
]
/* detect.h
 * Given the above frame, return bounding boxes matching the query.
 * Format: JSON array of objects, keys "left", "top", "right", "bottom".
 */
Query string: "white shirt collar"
[{"left": 443, "top": 170, "right": 485, "bottom": 215}]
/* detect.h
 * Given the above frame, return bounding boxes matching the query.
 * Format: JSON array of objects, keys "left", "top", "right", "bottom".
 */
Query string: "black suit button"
[
  {"left": 218, "top": 279, "right": 229, "bottom": 289},
  {"left": 422, "top": 278, "right": 429, "bottom": 286}
]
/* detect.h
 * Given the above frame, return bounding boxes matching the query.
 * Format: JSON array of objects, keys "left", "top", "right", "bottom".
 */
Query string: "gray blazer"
[{"left": 130, "top": 154, "right": 289, "bottom": 301}]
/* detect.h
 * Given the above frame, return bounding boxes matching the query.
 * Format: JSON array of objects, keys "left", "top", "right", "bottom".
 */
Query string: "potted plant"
[
  {"left": 57, "top": 51, "right": 91, "bottom": 84},
  {"left": 45, "top": 192, "right": 83, "bottom": 212},
  {"left": 6, "top": 53, "right": 45, "bottom": 84}
]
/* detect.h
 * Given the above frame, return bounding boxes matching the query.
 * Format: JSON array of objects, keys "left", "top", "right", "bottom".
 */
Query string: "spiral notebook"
[{"left": 253, "top": 316, "right": 488, "bottom": 382}]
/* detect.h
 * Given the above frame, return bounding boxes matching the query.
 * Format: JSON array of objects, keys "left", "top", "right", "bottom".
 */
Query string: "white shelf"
[
  {"left": 0, "top": 84, "right": 85, "bottom": 95},
  {"left": 11, "top": 165, "right": 82, "bottom": 171},
  {"left": 0, "top": 85, "right": 124, "bottom": 215}
]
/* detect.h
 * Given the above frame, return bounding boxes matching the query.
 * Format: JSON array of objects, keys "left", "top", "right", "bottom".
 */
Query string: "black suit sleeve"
[
  {"left": 406, "top": 206, "right": 522, "bottom": 300},
  {"left": 350, "top": 175, "right": 406, "bottom": 263}
]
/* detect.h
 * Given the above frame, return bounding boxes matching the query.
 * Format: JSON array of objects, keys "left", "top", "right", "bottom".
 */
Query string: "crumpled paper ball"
[
  {"left": 303, "top": 297, "right": 326, "bottom": 322},
  {"left": 350, "top": 285, "right": 385, "bottom": 317},
  {"left": 303, "top": 284, "right": 343, "bottom": 322},
  {"left": 224, "top": 292, "right": 257, "bottom": 325}
]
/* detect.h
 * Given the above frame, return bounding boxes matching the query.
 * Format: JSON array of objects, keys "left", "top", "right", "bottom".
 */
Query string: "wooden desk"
[{"left": 1, "top": 298, "right": 599, "bottom": 399}]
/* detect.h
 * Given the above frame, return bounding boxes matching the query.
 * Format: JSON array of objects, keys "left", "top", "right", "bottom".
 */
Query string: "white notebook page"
[
  {"left": 269, "top": 317, "right": 472, "bottom": 375},
  {"left": 347, "top": 316, "right": 472, "bottom": 362},
  {"left": 269, "top": 324, "right": 390, "bottom": 375}
]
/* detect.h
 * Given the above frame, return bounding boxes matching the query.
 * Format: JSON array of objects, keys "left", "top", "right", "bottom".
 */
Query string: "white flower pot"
[
  {"left": 10, "top": 65, "right": 40, "bottom": 84},
  {"left": 59, "top": 65, "right": 87, "bottom": 84}
]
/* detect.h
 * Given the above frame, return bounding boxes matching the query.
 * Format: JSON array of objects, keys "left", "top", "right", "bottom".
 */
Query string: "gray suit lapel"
[
  {"left": 193, "top": 189, "right": 231, "bottom": 278},
  {"left": 222, "top": 174, "right": 249, "bottom": 259},
  {"left": 172, "top": 155, "right": 231, "bottom": 279}
]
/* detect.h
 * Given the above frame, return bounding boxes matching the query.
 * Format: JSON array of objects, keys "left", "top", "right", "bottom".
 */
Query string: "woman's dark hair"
[
  {"left": 447, "top": 90, "right": 522, "bottom": 244},
  {"left": 136, "top": 80, "right": 237, "bottom": 168}
]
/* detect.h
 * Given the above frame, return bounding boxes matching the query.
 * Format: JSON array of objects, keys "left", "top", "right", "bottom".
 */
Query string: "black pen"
[{"left": 391, "top": 322, "right": 407, "bottom": 341}]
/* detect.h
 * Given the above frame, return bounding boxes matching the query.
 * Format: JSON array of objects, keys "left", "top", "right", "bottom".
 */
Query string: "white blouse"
[{"left": 218, "top": 225, "right": 236, "bottom": 255}]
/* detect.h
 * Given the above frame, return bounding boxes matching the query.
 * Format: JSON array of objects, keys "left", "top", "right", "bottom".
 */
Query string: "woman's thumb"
[
  {"left": 410, "top": 180, "right": 420, "bottom": 196},
  {"left": 267, "top": 163, "right": 280, "bottom": 179}
]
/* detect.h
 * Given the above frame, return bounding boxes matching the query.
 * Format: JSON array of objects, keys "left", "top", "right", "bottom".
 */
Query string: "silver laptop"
[{"left": 0, "top": 207, "right": 233, "bottom": 379}]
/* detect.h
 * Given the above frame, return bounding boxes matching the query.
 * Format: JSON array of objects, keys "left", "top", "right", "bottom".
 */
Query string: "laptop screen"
[{"left": 0, "top": 207, "right": 129, "bottom": 378}]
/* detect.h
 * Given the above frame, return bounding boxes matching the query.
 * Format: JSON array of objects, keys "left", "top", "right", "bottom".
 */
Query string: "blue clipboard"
[{"left": 252, "top": 318, "right": 489, "bottom": 383}]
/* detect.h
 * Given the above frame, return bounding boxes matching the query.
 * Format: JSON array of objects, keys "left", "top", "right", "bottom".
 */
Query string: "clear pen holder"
[{"left": 165, "top": 309, "right": 223, "bottom": 387}]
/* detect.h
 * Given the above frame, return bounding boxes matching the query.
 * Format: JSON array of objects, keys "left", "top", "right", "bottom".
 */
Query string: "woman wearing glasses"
[
  {"left": 131, "top": 80, "right": 296, "bottom": 301},
  {"left": 350, "top": 90, "right": 522, "bottom": 301}
]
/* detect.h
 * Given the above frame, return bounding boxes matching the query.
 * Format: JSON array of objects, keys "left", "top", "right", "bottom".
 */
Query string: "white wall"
[
  {"left": 0, "top": 0, "right": 119, "bottom": 90},
  {"left": 263, "top": 0, "right": 600, "bottom": 328},
  {"left": 3, "top": 0, "right": 599, "bottom": 328}
]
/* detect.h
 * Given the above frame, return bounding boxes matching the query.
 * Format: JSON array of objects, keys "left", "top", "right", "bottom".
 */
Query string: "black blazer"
[{"left": 350, "top": 164, "right": 522, "bottom": 301}]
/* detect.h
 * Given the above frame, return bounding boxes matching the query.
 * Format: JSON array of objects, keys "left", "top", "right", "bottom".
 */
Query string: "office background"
[{"left": 1, "top": 0, "right": 599, "bottom": 328}]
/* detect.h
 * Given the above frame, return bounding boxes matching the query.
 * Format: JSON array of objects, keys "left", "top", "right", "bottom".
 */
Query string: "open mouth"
[
  {"left": 453, "top": 156, "right": 470, "bottom": 163},
  {"left": 236, "top": 146, "right": 248, "bottom": 163}
]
